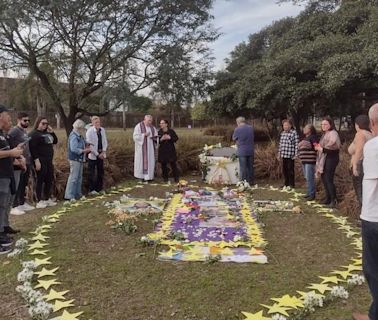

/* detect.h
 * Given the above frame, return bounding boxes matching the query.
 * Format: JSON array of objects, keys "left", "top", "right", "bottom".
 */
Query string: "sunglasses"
[
  {"left": 22, "top": 119, "right": 30, "bottom": 122},
  {"left": 41, "top": 122, "right": 49, "bottom": 125}
]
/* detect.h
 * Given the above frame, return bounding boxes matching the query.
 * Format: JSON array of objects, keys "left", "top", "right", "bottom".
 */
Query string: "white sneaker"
[
  {"left": 88, "top": 191, "right": 99, "bottom": 196},
  {"left": 10, "top": 207, "right": 26, "bottom": 215},
  {"left": 36, "top": 201, "right": 47, "bottom": 209},
  {"left": 18, "top": 203, "right": 35, "bottom": 211},
  {"left": 45, "top": 199, "right": 57, "bottom": 207}
]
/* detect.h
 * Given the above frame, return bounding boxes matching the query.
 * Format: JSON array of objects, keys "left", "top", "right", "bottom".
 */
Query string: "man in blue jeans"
[
  {"left": 232, "top": 117, "right": 254, "bottom": 185},
  {"left": 354, "top": 103, "right": 378, "bottom": 320}
]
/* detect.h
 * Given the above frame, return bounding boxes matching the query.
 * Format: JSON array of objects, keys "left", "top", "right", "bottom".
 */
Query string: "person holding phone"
[
  {"left": 158, "top": 119, "right": 179, "bottom": 183},
  {"left": 29, "top": 117, "right": 58, "bottom": 208},
  {"left": 8, "top": 112, "right": 34, "bottom": 215},
  {"left": 0, "top": 105, "right": 24, "bottom": 253}
]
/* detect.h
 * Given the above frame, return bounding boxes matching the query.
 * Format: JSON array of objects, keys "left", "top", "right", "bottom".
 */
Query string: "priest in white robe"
[{"left": 133, "top": 115, "right": 158, "bottom": 181}]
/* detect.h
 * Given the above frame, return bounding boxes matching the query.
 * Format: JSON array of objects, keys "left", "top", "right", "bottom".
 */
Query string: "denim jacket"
[{"left": 68, "top": 130, "right": 86, "bottom": 162}]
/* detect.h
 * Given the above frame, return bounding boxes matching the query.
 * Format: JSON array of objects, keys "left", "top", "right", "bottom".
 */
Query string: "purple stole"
[{"left": 140, "top": 122, "right": 156, "bottom": 174}]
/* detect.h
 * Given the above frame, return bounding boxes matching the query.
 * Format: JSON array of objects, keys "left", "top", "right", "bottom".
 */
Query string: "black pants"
[
  {"left": 362, "top": 220, "right": 378, "bottom": 320},
  {"left": 321, "top": 154, "right": 339, "bottom": 203},
  {"left": 352, "top": 161, "right": 363, "bottom": 207},
  {"left": 282, "top": 158, "right": 295, "bottom": 188},
  {"left": 36, "top": 158, "right": 54, "bottom": 201},
  {"left": 13, "top": 164, "right": 31, "bottom": 207},
  {"left": 88, "top": 158, "right": 104, "bottom": 192},
  {"left": 161, "top": 162, "right": 179, "bottom": 182}
]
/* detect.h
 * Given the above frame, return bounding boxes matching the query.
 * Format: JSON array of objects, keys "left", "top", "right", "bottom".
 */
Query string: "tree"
[
  {"left": 152, "top": 42, "right": 215, "bottom": 127},
  {"left": 0, "top": 0, "right": 217, "bottom": 135},
  {"left": 210, "top": 1, "right": 378, "bottom": 134}
]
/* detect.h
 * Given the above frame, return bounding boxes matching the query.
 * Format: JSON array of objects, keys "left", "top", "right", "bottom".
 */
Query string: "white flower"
[
  {"left": 17, "top": 268, "right": 34, "bottom": 282},
  {"left": 15, "top": 238, "right": 28, "bottom": 249},
  {"left": 21, "top": 260, "right": 37, "bottom": 270},
  {"left": 8, "top": 248, "right": 22, "bottom": 257},
  {"left": 233, "top": 235, "right": 242, "bottom": 242},
  {"left": 330, "top": 286, "right": 349, "bottom": 299},
  {"left": 272, "top": 314, "right": 287, "bottom": 320},
  {"left": 347, "top": 274, "right": 365, "bottom": 286},
  {"left": 303, "top": 291, "right": 324, "bottom": 312}
]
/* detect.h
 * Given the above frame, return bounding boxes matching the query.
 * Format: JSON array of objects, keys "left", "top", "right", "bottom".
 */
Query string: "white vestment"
[{"left": 133, "top": 123, "right": 157, "bottom": 180}]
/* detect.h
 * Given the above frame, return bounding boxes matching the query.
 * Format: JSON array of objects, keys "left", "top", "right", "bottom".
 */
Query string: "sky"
[{"left": 210, "top": 0, "right": 304, "bottom": 70}]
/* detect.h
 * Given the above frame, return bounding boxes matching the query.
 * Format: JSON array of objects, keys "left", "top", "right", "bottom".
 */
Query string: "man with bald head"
[
  {"left": 354, "top": 103, "right": 378, "bottom": 320},
  {"left": 133, "top": 115, "right": 158, "bottom": 181}
]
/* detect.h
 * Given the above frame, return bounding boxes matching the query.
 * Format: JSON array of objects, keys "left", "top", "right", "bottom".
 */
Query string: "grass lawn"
[{"left": 0, "top": 179, "right": 371, "bottom": 320}]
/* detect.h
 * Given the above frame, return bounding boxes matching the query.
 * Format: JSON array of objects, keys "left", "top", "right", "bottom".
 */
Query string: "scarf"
[
  {"left": 140, "top": 121, "right": 157, "bottom": 174},
  {"left": 316, "top": 130, "right": 341, "bottom": 174}
]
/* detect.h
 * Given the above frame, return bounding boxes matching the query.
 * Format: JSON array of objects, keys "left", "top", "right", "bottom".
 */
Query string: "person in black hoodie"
[
  {"left": 298, "top": 124, "right": 318, "bottom": 201},
  {"left": 158, "top": 119, "right": 179, "bottom": 183},
  {"left": 29, "top": 117, "right": 58, "bottom": 208}
]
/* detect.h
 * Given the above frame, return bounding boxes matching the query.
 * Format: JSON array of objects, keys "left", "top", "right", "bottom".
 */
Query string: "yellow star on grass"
[
  {"left": 34, "top": 257, "right": 52, "bottom": 267},
  {"left": 53, "top": 299, "right": 75, "bottom": 312},
  {"left": 296, "top": 290, "right": 325, "bottom": 299},
  {"left": 331, "top": 270, "right": 353, "bottom": 279},
  {"left": 39, "top": 224, "right": 52, "bottom": 230},
  {"left": 343, "top": 264, "right": 363, "bottom": 272},
  {"left": 319, "top": 276, "right": 344, "bottom": 284},
  {"left": 31, "top": 234, "right": 50, "bottom": 241},
  {"left": 306, "top": 283, "right": 332, "bottom": 294},
  {"left": 44, "top": 289, "right": 70, "bottom": 302},
  {"left": 351, "top": 258, "right": 362, "bottom": 266},
  {"left": 241, "top": 311, "right": 271, "bottom": 320},
  {"left": 28, "top": 241, "right": 48, "bottom": 250},
  {"left": 35, "top": 278, "right": 62, "bottom": 290},
  {"left": 59, "top": 310, "right": 83, "bottom": 320},
  {"left": 30, "top": 249, "right": 49, "bottom": 256},
  {"left": 260, "top": 303, "right": 291, "bottom": 316},
  {"left": 34, "top": 267, "right": 59, "bottom": 278},
  {"left": 271, "top": 295, "right": 304, "bottom": 309}
]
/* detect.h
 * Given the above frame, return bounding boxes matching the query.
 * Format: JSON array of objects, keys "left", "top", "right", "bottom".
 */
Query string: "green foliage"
[{"left": 211, "top": 1, "right": 378, "bottom": 130}]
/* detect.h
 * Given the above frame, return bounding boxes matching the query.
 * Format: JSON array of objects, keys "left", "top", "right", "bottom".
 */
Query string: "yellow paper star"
[
  {"left": 306, "top": 283, "right": 332, "bottom": 294},
  {"left": 331, "top": 270, "right": 353, "bottom": 279},
  {"left": 30, "top": 249, "right": 49, "bottom": 256},
  {"left": 44, "top": 289, "right": 70, "bottom": 302},
  {"left": 34, "top": 257, "right": 52, "bottom": 267},
  {"left": 34, "top": 267, "right": 60, "bottom": 278},
  {"left": 342, "top": 264, "right": 363, "bottom": 272},
  {"left": 351, "top": 258, "right": 362, "bottom": 266},
  {"left": 28, "top": 241, "right": 48, "bottom": 250},
  {"left": 158, "top": 249, "right": 176, "bottom": 258},
  {"left": 260, "top": 303, "right": 291, "bottom": 316},
  {"left": 296, "top": 290, "right": 325, "bottom": 299},
  {"left": 319, "top": 276, "right": 344, "bottom": 284},
  {"left": 271, "top": 295, "right": 304, "bottom": 309},
  {"left": 39, "top": 224, "right": 52, "bottom": 230},
  {"left": 53, "top": 299, "right": 75, "bottom": 312},
  {"left": 241, "top": 311, "right": 271, "bottom": 320},
  {"left": 35, "top": 278, "right": 62, "bottom": 290},
  {"left": 31, "top": 234, "right": 50, "bottom": 242},
  {"left": 59, "top": 310, "right": 83, "bottom": 320}
]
